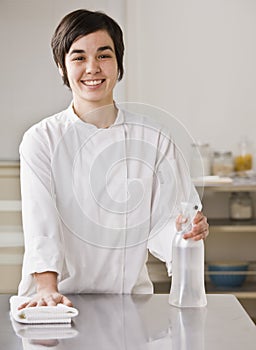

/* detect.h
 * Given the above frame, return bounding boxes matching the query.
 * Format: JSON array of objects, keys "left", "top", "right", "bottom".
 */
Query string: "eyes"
[
  {"left": 72, "top": 53, "right": 113, "bottom": 62},
  {"left": 73, "top": 56, "right": 84, "bottom": 61}
]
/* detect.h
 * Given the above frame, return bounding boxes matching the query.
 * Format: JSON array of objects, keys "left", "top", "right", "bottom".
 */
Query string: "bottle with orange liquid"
[{"left": 234, "top": 139, "right": 253, "bottom": 173}]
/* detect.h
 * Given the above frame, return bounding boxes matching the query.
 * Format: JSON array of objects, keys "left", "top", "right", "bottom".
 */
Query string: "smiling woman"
[{"left": 17, "top": 8, "right": 208, "bottom": 309}]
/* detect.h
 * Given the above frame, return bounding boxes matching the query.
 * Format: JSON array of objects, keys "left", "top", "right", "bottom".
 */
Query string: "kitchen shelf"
[
  {"left": 0, "top": 225, "right": 23, "bottom": 247},
  {"left": 200, "top": 184, "right": 256, "bottom": 192},
  {"left": 206, "top": 270, "right": 256, "bottom": 276},
  {"left": 0, "top": 161, "right": 20, "bottom": 178},
  {"left": 199, "top": 178, "right": 256, "bottom": 317},
  {"left": 0, "top": 162, "right": 22, "bottom": 293},
  {"left": 206, "top": 282, "right": 256, "bottom": 298},
  {"left": 0, "top": 200, "right": 22, "bottom": 212},
  {"left": 208, "top": 218, "right": 256, "bottom": 233},
  {"left": 195, "top": 176, "right": 256, "bottom": 192}
]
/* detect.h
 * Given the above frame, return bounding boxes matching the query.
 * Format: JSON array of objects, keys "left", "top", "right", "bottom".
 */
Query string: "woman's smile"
[{"left": 81, "top": 79, "right": 105, "bottom": 87}]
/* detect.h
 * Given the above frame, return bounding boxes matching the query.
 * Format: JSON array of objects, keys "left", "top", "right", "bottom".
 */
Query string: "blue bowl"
[{"left": 208, "top": 262, "right": 248, "bottom": 288}]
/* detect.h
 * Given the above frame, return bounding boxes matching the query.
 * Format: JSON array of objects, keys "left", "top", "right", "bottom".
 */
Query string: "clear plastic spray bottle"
[{"left": 169, "top": 202, "right": 207, "bottom": 308}]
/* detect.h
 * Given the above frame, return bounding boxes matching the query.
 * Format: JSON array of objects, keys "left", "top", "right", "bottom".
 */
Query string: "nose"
[{"left": 85, "top": 58, "right": 101, "bottom": 75}]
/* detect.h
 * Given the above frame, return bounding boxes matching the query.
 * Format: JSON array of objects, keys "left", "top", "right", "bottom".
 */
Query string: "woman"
[{"left": 18, "top": 9, "right": 208, "bottom": 308}]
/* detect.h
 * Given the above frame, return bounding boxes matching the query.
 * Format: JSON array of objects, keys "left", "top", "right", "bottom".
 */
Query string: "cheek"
[
  {"left": 101, "top": 62, "right": 118, "bottom": 79},
  {"left": 110, "top": 67, "right": 119, "bottom": 84},
  {"left": 66, "top": 63, "right": 84, "bottom": 80}
]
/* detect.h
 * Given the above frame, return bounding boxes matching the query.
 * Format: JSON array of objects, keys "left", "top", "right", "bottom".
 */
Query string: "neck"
[{"left": 72, "top": 100, "right": 118, "bottom": 128}]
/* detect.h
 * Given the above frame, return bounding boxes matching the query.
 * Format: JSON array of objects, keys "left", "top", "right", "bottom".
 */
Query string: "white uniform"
[{"left": 18, "top": 104, "right": 201, "bottom": 296}]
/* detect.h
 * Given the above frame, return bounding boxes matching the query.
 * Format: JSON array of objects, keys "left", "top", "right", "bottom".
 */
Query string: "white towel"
[
  {"left": 10, "top": 316, "right": 79, "bottom": 341},
  {"left": 10, "top": 296, "right": 79, "bottom": 324}
]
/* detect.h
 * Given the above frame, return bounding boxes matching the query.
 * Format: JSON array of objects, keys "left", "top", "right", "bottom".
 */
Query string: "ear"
[{"left": 58, "top": 65, "right": 64, "bottom": 77}]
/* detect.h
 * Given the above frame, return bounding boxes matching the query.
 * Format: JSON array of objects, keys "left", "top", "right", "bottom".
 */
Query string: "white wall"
[
  {"left": 0, "top": 0, "right": 125, "bottom": 160},
  {"left": 1, "top": 0, "right": 256, "bottom": 167},
  {"left": 126, "top": 0, "right": 256, "bottom": 169}
]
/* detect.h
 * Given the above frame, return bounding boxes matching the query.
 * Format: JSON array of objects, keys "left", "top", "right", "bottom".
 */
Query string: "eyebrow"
[{"left": 69, "top": 45, "right": 114, "bottom": 56}]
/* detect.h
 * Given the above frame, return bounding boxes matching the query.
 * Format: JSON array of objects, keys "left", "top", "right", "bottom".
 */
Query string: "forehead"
[{"left": 69, "top": 30, "right": 115, "bottom": 52}]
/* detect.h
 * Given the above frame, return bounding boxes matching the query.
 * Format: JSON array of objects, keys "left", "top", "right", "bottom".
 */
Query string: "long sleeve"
[
  {"left": 18, "top": 127, "right": 66, "bottom": 296},
  {"left": 147, "top": 132, "right": 202, "bottom": 275}
]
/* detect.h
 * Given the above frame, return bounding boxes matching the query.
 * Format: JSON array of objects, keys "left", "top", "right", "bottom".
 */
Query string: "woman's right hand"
[
  {"left": 18, "top": 271, "right": 73, "bottom": 309},
  {"left": 18, "top": 291, "right": 73, "bottom": 309}
]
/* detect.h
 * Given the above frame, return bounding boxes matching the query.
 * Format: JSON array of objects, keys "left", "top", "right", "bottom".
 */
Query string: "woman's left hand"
[{"left": 183, "top": 211, "right": 209, "bottom": 241}]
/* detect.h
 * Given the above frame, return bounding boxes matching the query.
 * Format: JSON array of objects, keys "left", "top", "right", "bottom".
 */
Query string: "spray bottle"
[{"left": 169, "top": 202, "right": 207, "bottom": 308}]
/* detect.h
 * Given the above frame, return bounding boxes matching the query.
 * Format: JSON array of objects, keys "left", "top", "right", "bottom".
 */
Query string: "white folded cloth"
[
  {"left": 10, "top": 316, "right": 79, "bottom": 341},
  {"left": 10, "top": 296, "right": 79, "bottom": 324}
]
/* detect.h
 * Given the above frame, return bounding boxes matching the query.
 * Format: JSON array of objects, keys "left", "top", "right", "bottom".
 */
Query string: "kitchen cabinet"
[
  {"left": 0, "top": 161, "right": 23, "bottom": 293},
  {"left": 197, "top": 179, "right": 256, "bottom": 322}
]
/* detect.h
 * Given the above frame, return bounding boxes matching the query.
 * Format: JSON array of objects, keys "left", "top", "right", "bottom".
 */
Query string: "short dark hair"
[{"left": 51, "top": 9, "right": 125, "bottom": 88}]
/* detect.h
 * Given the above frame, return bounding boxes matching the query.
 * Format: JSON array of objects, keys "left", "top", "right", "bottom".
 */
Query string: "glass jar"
[
  {"left": 234, "top": 139, "right": 253, "bottom": 172},
  {"left": 190, "top": 143, "right": 211, "bottom": 178},
  {"left": 212, "top": 151, "right": 234, "bottom": 176},
  {"left": 229, "top": 192, "right": 254, "bottom": 220}
]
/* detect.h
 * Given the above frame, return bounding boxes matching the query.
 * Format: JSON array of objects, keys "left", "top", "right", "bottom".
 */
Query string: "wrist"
[
  {"left": 37, "top": 285, "right": 58, "bottom": 294},
  {"left": 33, "top": 271, "right": 58, "bottom": 294}
]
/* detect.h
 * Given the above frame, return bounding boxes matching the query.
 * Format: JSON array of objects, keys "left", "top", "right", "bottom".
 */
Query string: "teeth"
[{"left": 84, "top": 80, "right": 103, "bottom": 86}]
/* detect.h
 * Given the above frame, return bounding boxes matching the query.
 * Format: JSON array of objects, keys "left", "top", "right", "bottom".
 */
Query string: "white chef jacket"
[{"left": 18, "top": 103, "right": 201, "bottom": 296}]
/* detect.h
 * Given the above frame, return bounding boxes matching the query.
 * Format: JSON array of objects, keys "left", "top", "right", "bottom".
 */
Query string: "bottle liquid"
[{"left": 169, "top": 202, "right": 207, "bottom": 308}]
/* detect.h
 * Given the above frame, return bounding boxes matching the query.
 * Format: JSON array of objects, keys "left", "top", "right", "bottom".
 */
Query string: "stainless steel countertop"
[{"left": 1, "top": 294, "right": 256, "bottom": 349}]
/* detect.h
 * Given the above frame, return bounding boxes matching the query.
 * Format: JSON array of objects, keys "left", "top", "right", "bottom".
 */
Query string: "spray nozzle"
[{"left": 180, "top": 202, "right": 199, "bottom": 232}]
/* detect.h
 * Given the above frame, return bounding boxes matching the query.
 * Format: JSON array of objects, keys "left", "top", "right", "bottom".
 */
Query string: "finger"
[
  {"left": 193, "top": 228, "right": 209, "bottom": 241},
  {"left": 193, "top": 219, "right": 209, "bottom": 233},
  {"left": 45, "top": 295, "right": 58, "bottom": 306},
  {"left": 193, "top": 214, "right": 208, "bottom": 231},
  {"left": 61, "top": 295, "right": 73, "bottom": 307},
  {"left": 192, "top": 233, "right": 204, "bottom": 241},
  {"left": 193, "top": 211, "right": 203, "bottom": 224},
  {"left": 175, "top": 214, "right": 183, "bottom": 231},
  {"left": 27, "top": 301, "right": 38, "bottom": 308},
  {"left": 184, "top": 226, "right": 207, "bottom": 240},
  {"left": 183, "top": 224, "right": 199, "bottom": 239},
  {"left": 18, "top": 302, "right": 30, "bottom": 310},
  {"left": 194, "top": 223, "right": 209, "bottom": 239},
  {"left": 37, "top": 298, "right": 47, "bottom": 306},
  {"left": 182, "top": 231, "right": 193, "bottom": 239}
]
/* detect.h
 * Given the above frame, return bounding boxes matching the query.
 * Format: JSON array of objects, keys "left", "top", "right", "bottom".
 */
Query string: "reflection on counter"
[
  {"left": 4, "top": 294, "right": 256, "bottom": 349},
  {"left": 170, "top": 306, "right": 207, "bottom": 350},
  {"left": 11, "top": 294, "right": 206, "bottom": 350}
]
